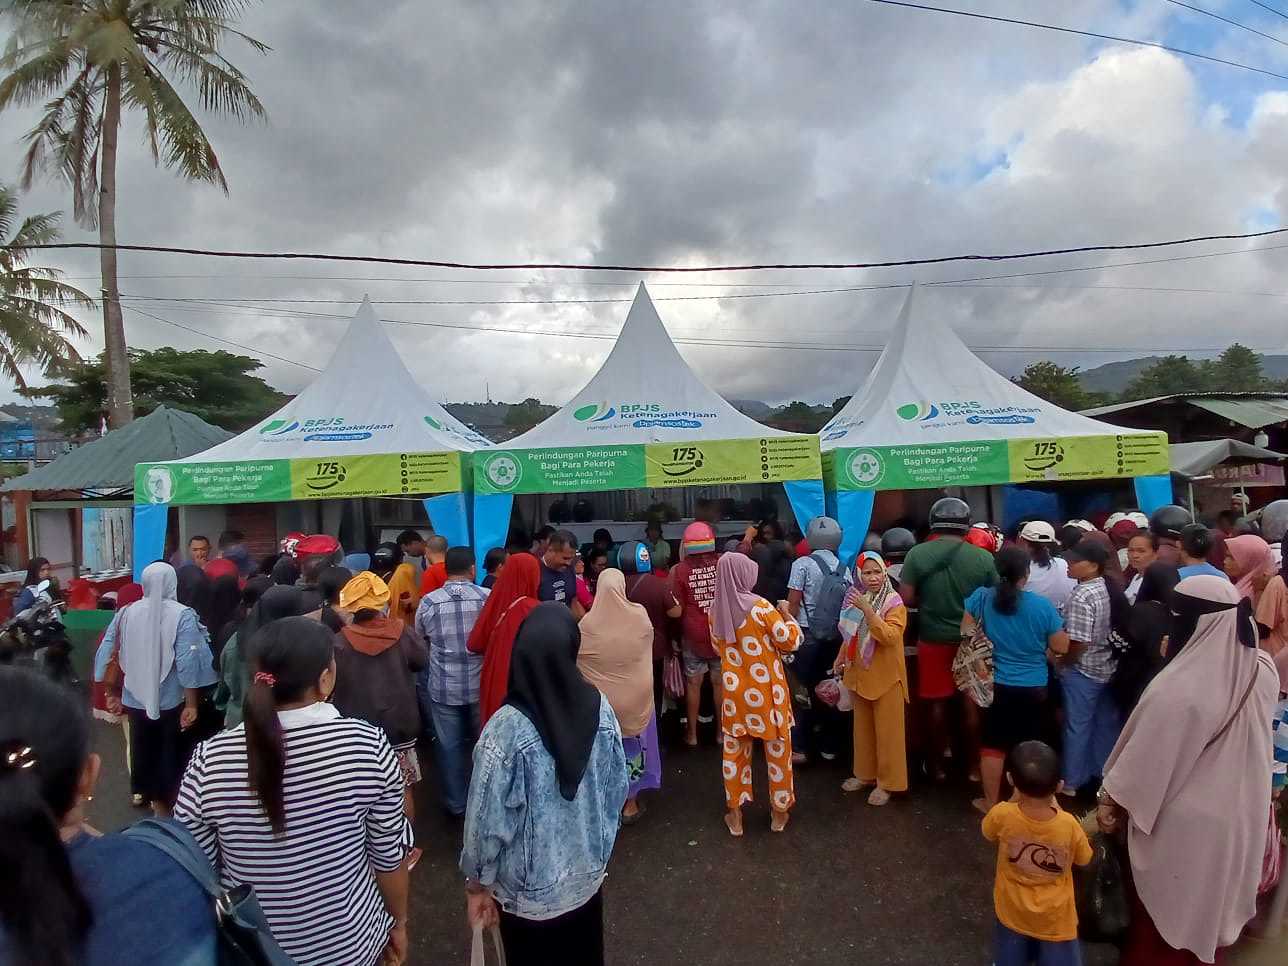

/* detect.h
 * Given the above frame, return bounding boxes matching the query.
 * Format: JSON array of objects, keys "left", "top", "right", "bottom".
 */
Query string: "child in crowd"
[{"left": 982, "top": 741, "right": 1093, "bottom": 966}]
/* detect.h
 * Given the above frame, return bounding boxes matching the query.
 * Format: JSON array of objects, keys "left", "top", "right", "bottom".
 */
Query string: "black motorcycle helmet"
[
  {"left": 1233, "top": 516, "right": 1262, "bottom": 537},
  {"left": 928, "top": 497, "right": 971, "bottom": 534},
  {"left": 861, "top": 531, "right": 883, "bottom": 554},
  {"left": 880, "top": 527, "right": 916, "bottom": 561},
  {"left": 1148, "top": 504, "right": 1192, "bottom": 540}
]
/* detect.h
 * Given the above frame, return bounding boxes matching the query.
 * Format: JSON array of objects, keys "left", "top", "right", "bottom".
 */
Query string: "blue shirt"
[
  {"left": 460, "top": 694, "right": 628, "bottom": 921},
  {"left": 965, "top": 586, "right": 1064, "bottom": 688},
  {"left": 94, "top": 607, "right": 217, "bottom": 713},
  {"left": 415, "top": 579, "right": 490, "bottom": 706},
  {"left": 0, "top": 830, "right": 218, "bottom": 965},
  {"left": 1177, "top": 562, "right": 1229, "bottom": 581}
]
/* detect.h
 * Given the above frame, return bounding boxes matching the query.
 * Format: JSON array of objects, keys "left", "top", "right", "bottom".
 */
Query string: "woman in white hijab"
[
  {"left": 1098, "top": 574, "right": 1279, "bottom": 964},
  {"left": 94, "top": 561, "right": 216, "bottom": 815}
]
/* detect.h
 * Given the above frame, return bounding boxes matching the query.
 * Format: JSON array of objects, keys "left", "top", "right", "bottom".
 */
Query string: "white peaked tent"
[
  {"left": 471, "top": 284, "right": 824, "bottom": 569},
  {"left": 819, "top": 285, "right": 1173, "bottom": 560},
  {"left": 132, "top": 298, "right": 491, "bottom": 575}
]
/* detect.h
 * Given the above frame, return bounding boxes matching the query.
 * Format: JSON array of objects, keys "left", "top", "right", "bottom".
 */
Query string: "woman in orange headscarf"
[{"left": 468, "top": 552, "right": 542, "bottom": 725}]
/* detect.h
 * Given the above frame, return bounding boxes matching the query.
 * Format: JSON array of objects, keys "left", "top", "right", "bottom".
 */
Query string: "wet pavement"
[{"left": 87, "top": 716, "right": 1286, "bottom": 965}]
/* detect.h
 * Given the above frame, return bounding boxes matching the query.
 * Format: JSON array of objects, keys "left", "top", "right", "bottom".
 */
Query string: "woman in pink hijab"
[
  {"left": 709, "top": 552, "right": 802, "bottom": 836},
  {"left": 1223, "top": 533, "right": 1276, "bottom": 606},
  {"left": 1098, "top": 575, "right": 1279, "bottom": 964}
]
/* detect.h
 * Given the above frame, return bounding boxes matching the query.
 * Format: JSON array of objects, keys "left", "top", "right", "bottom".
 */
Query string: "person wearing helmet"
[
  {"left": 1148, "top": 504, "right": 1192, "bottom": 566},
  {"left": 965, "top": 522, "right": 1004, "bottom": 554},
  {"left": 898, "top": 497, "right": 998, "bottom": 782},
  {"left": 670, "top": 523, "right": 722, "bottom": 746},
  {"left": 619, "top": 541, "right": 683, "bottom": 718},
  {"left": 880, "top": 527, "right": 916, "bottom": 567},
  {"left": 785, "top": 516, "right": 852, "bottom": 763},
  {"left": 1261, "top": 499, "right": 1288, "bottom": 570}
]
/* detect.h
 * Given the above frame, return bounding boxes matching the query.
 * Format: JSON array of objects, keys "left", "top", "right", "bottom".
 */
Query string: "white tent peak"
[
  {"left": 503, "top": 282, "right": 795, "bottom": 447},
  {"left": 170, "top": 299, "right": 491, "bottom": 463},
  {"left": 821, "top": 284, "right": 1156, "bottom": 448}
]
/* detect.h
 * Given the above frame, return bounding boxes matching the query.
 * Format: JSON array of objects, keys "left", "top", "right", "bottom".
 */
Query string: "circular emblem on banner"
[
  {"left": 143, "top": 466, "right": 175, "bottom": 504},
  {"left": 483, "top": 453, "right": 522, "bottom": 491},
  {"left": 846, "top": 449, "right": 885, "bottom": 488}
]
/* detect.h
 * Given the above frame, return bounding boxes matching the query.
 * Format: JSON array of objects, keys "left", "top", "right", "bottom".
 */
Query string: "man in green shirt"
[{"left": 898, "top": 497, "right": 998, "bottom": 782}]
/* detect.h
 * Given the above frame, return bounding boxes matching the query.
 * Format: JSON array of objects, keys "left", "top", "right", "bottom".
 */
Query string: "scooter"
[{"left": 0, "top": 579, "right": 78, "bottom": 688}]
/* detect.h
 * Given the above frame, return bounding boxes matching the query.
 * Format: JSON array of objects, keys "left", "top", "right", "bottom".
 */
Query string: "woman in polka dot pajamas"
[{"left": 708, "top": 552, "right": 803, "bottom": 836}]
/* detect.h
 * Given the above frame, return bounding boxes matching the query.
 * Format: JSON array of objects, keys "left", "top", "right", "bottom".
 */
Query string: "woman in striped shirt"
[{"left": 174, "top": 617, "right": 413, "bottom": 966}]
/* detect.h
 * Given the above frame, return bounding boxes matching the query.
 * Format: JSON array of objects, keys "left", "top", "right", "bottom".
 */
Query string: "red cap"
[{"left": 294, "top": 534, "right": 340, "bottom": 558}]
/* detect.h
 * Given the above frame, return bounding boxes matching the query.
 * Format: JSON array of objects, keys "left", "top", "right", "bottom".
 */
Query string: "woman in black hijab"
[
  {"left": 461, "top": 603, "right": 628, "bottom": 966},
  {"left": 175, "top": 564, "right": 213, "bottom": 627},
  {"left": 271, "top": 555, "right": 301, "bottom": 587},
  {"left": 206, "top": 574, "right": 241, "bottom": 659},
  {"left": 1113, "top": 562, "right": 1182, "bottom": 713}
]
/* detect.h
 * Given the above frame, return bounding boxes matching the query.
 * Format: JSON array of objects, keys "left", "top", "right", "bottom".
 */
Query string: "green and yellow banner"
[
  {"left": 135, "top": 451, "right": 464, "bottom": 505},
  {"left": 825, "top": 432, "right": 1169, "bottom": 491},
  {"left": 474, "top": 435, "right": 821, "bottom": 495}
]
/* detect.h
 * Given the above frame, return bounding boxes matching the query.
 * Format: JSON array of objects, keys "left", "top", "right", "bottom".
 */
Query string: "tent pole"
[{"left": 1188, "top": 481, "right": 1196, "bottom": 519}]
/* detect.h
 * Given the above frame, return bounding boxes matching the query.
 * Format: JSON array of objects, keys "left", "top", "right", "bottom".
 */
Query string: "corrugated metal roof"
[
  {"left": 1168, "top": 439, "right": 1287, "bottom": 478},
  {"left": 1083, "top": 392, "right": 1288, "bottom": 428},
  {"left": 0, "top": 406, "right": 232, "bottom": 493}
]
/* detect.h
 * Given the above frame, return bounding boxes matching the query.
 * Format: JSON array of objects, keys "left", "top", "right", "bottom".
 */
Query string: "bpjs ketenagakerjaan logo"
[
  {"left": 895, "top": 400, "right": 1037, "bottom": 426},
  {"left": 258, "top": 416, "right": 393, "bottom": 442},
  {"left": 573, "top": 401, "right": 714, "bottom": 430}
]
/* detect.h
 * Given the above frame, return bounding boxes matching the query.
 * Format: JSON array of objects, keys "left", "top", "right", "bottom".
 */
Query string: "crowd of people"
[{"left": 1, "top": 499, "right": 1286, "bottom": 965}]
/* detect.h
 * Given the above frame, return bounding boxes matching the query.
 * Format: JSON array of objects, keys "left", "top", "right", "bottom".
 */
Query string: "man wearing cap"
[
  {"left": 670, "top": 522, "right": 722, "bottom": 747},
  {"left": 1058, "top": 539, "right": 1122, "bottom": 796},
  {"left": 1016, "top": 521, "right": 1076, "bottom": 613}
]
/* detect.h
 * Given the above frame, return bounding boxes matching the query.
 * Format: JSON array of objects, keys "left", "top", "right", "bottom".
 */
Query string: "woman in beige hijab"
[
  {"left": 577, "top": 567, "right": 659, "bottom": 824},
  {"left": 1098, "top": 574, "right": 1278, "bottom": 964}
]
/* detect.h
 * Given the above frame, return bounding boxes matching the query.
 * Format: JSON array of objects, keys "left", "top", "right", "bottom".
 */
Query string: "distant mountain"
[
  {"left": 729, "top": 399, "right": 774, "bottom": 418},
  {"left": 1077, "top": 355, "right": 1288, "bottom": 395}
]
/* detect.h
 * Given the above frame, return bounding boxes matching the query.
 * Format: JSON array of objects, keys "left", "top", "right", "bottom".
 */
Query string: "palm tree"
[
  {"left": 0, "top": 1, "right": 268, "bottom": 427},
  {"left": 0, "top": 184, "right": 92, "bottom": 387}
]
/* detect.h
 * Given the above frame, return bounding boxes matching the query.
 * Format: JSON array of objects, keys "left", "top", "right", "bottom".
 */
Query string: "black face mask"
[{"left": 1169, "top": 591, "right": 1256, "bottom": 661}]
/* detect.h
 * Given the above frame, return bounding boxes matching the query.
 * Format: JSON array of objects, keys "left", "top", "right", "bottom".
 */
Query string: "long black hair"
[
  {"left": 242, "top": 617, "right": 335, "bottom": 835},
  {"left": 994, "top": 545, "right": 1032, "bottom": 616},
  {"left": 21, "top": 557, "right": 48, "bottom": 588},
  {"left": 0, "top": 667, "right": 92, "bottom": 966}
]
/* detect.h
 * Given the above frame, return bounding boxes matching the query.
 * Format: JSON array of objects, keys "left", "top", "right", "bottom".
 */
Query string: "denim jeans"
[
  {"left": 994, "top": 919, "right": 1082, "bottom": 966},
  {"left": 1060, "top": 667, "right": 1122, "bottom": 792},
  {"left": 415, "top": 669, "right": 437, "bottom": 742},
  {"left": 429, "top": 699, "right": 480, "bottom": 815}
]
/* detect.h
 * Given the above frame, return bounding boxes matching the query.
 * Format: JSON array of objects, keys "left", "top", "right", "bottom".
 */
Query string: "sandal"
[
  {"left": 770, "top": 810, "right": 791, "bottom": 833},
  {"left": 724, "top": 810, "right": 744, "bottom": 837},
  {"left": 841, "top": 777, "right": 874, "bottom": 793},
  {"left": 621, "top": 804, "right": 646, "bottom": 827},
  {"left": 867, "top": 788, "right": 892, "bottom": 807}
]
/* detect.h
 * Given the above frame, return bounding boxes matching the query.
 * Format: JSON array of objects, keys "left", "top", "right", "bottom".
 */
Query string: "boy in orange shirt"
[{"left": 982, "top": 741, "right": 1092, "bottom": 965}]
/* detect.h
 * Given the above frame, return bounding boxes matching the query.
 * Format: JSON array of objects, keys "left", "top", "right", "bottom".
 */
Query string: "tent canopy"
[
  {"left": 1168, "top": 438, "right": 1286, "bottom": 479},
  {"left": 471, "top": 284, "right": 824, "bottom": 570},
  {"left": 135, "top": 297, "right": 490, "bottom": 507},
  {"left": 473, "top": 284, "right": 821, "bottom": 496},
  {"left": 821, "top": 286, "right": 1170, "bottom": 492},
  {"left": 1, "top": 406, "right": 231, "bottom": 494}
]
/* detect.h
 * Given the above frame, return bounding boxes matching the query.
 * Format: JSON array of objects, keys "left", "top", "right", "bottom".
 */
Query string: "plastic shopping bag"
[
  {"left": 470, "top": 923, "right": 506, "bottom": 966},
  {"left": 1075, "top": 832, "right": 1131, "bottom": 944}
]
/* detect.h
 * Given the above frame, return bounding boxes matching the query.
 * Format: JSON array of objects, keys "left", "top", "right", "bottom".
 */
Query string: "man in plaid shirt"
[
  {"left": 1059, "top": 540, "right": 1123, "bottom": 795},
  {"left": 415, "top": 546, "right": 490, "bottom": 816}
]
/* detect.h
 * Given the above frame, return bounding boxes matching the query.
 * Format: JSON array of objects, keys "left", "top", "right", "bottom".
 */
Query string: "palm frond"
[
  {"left": 154, "top": 35, "right": 266, "bottom": 121},
  {"left": 0, "top": 39, "right": 74, "bottom": 110},
  {"left": 135, "top": 62, "right": 227, "bottom": 188},
  {"left": 3, "top": 294, "right": 93, "bottom": 336}
]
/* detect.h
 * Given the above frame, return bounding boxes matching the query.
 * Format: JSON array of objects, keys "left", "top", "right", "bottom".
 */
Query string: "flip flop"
[
  {"left": 770, "top": 811, "right": 791, "bottom": 833},
  {"left": 621, "top": 804, "right": 646, "bottom": 826},
  {"left": 724, "top": 811, "right": 744, "bottom": 837}
]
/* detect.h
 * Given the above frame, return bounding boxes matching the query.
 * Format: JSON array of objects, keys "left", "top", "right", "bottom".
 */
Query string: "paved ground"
[{"left": 87, "top": 715, "right": 1286, "bottom": 965}]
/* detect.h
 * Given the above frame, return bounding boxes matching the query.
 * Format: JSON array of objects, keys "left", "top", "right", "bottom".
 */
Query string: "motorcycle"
[{"left": 0, "top": 579, "right": 78, "bottom": 688}]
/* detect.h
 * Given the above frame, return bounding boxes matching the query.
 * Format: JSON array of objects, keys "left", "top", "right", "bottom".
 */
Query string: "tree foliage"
[
  {"left": 1120, "top": 344, "right": 1276, "bottom": 401},
  {"left": 1014, "top": 361, "right": 1099, "bottom": 411},
  {"left": 765, "top": 401, "right": 831, "bottom": 433},
  {"left": 503, "top": 397, "right": 557, "bottom": 433},
  {"left": 25, "top": 346, "right": 287, "bottom": 433},
  {"left": 0, "top": 185, "right": 91, "bottom": 388}
]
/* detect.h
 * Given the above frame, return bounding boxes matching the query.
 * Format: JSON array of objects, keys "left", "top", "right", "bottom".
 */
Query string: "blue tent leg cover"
[
  {"left": 472, "top": 492, "right": 513, "bottom": 578},
  {"left": 132, "top": 503, "right": 169, "bottom": 581},
  {"left": 784, "top": 479, "right": 825, "bottom": 535},
  {"left": 1133, "top": 474, "right": 1174, "bottom": 516},
  {"left": 423, "top": 492, "right": 470, "bottom": 550},
  {"left": 834, "top": 490, "right": 875, "bottom": 567}
]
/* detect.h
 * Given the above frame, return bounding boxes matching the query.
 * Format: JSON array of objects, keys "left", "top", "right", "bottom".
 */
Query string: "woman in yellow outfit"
[
  {"left": 833, "top": 551, "right": 908, "bottom": 806},
  {"left": 709, "top": 552, "right": 803, "bottom": 836}
]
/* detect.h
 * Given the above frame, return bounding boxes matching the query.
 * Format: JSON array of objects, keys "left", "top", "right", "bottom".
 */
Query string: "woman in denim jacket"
[{"left": 462, "top": 603, "right": 629, "bottom": 965}]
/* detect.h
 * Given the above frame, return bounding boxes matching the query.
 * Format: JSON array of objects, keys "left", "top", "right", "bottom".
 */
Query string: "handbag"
[
  {"left": 1260, "top": 801, "right": 1284, "bottom": 897},
  {"left": 952, "top": 598, "right": 994, "bottom": 709},
  {"left": 470, "top": 923, "right": 507, "bottom": 966},
  {"left": 1075, "top": 832, "right": 1131, "bottom": 944},
  {"left": 662, "top": 653, "right": 686, "bottom": 701},
  {"left": 124, "top": 818, "right": 296, "bottom": 966}
]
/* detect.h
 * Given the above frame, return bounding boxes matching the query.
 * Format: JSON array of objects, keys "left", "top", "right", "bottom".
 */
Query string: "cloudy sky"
[{"left": 4, "top": 0, "right": 1288, "bottom": 408}]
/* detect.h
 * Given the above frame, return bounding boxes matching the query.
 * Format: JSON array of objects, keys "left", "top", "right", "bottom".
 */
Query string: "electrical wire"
[
  {"left": 15, "top": 223, "right": 1288, "bottom": 272},
  {"left": 1248, "top": 0, "right": 1288, "bottom": 23},
  {"left": 121, "top": 305, "right": 323, "bottom": 371},
  {"left": 1162, "top": 0, "right": 1288, "bottom": 49},
  {"left": 861, "top": 0, "right": 1288, "bottom": 81}
]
